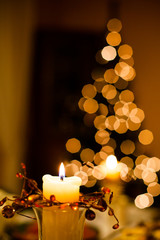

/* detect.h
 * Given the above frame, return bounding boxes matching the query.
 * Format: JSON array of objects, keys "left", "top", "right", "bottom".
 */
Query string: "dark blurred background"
[{"left": 0, "top": 0, "right": 160, "bottom": 193}]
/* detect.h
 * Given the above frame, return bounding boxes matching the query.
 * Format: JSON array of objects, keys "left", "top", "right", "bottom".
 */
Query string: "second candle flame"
[{"left": 59, "top": 162, "right": 65, "bottom": 181}]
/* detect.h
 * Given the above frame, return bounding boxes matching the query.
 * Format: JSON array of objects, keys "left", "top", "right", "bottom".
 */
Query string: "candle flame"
[
  {"left": 106, "top": 155, "right": 118, "bottom": 170},
  {"left": 59, "top": 162, "right": 65, "bottom": 181}
]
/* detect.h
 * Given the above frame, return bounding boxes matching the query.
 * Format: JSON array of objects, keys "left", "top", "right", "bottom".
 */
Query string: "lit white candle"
[
  {"left": 41, "top": 163, "right": 84, "bottom": 240},
  {"left": 42, "top": 163, "right": 82, "bottom": 202},
  {"left": 105, "top": 155, "right": 120, "bottom": 180}
]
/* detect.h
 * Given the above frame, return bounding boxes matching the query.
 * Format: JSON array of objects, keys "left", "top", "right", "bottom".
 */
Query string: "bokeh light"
[
  {"left": 107, "top": 18, "right": 122, "bottom": 32},
  {"left": 147, "top": 157, "right": 160, "bottom": 172},
  {"left": 122, "top": 102, "right": 137, "bottom": 117},
  {"left": 114, "top": 118, "right": 128, "bottom": 134},
  {"left": 115, "top": 62, "right": 136, "bottom": 81},
  {"left": 129, "top": 108, "right": 145, "bottom": 124},
  {"left": 85, "top": 176, "right": 97, "bottom": 188},
  {"left": 114, "top": 101, "right": 125, "bottom": 117},
  {"left": 74, "top": 171, "right": 88, "bottom": 185},
  {"left": 127, "top": 118, "right": 141, "bottom": 131},
  {"left": 115, "top": 62, "right": 130, "bottom": 79},
  {"left": 95, "top": 129, "right": 110, "bottom": 145},
  {"left": 71, "top": 160, "right": 82, "bottom": 168},
  {"left": 106, "top": 32, "right": 121, "bottom": 46},
  {"left": 80, "top": 148, "right": 95, "bottom": 163},
  {"left": 119, "top": 162, "right": 130, "bottom": 182},
  {"left": 78, "top": 97, "right": 85, "bottom": 111},
  {"left": 135, "top": 193, "right": 154, "bottom": 209},
  {"left": 66, "top": 138, "right": 81, "bottom": 153},
  {"left": 118, "top": 44, "right": 133, "bottom": 59},
  {"left": 94, "top": 151, "right": 108, "bottom": 165},
  {"left": 119, "top": 90, "right": 134, "bottom": 102},
  {"left": 101, "top": 46, "right": 117, "bottom": 61},
  {"left": 138, "top": 129, "right": 154, "bottom": 145},
  {"left": 104, "top": 68, "right": 119, "bottom": 84},
  {"left": 94, "top": 115, "right": 107, "bottom": 129},
  {"left": 101, "top": 145, "right": 114, "bottom": 155},
  {"left": 65, "top": 163, "right": 80, "bottom": 176},
  {"left": 83, "top": 98, "right": 99, "bottom": 114},
  {"left": 82, "top": 84, "right": 97, "bottom": 98},
  {"left": 134, "top": 165, "right": 143, "bottom": 179},
  {"left": 120, "top": 140, "right": 135, "bottom": 155},
  {"left": 114, "top": 78, "right": 128, "bottom": 90},
  {"left": 107, "top": 92, "right": 120, "bottom": 105},
  {"left": 142, "top": 169, "right": 157, "bottom": 183},
  {"left": 92, "top": 165, "right": 106, "bottom": 180},
  {"left": 120, "top": 56, "right": 134, "bottom": 66},
  {"left": 80, "top": 164, "right": 93, "bottom": 176},
  {"left": 98, "top": 103, "right": 108, "bottom": 116},
  {"left": 102, "top": 84, "right": 117, "bottom": 100},
  {"left": 107, "top": 138, "right": 117, "bottom": 150},
  {"left": 147, "top": 182, "right": 160, "bottom": 196},
  {"left": 120, "top": 156, "right": 134, "bottom": 169},
  {"left": 105, "top": 115, "right": 117, "bottom": 130}
]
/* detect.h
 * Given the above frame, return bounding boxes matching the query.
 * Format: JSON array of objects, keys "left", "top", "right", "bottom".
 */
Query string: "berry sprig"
[{"left": 0, "top": 164, "right": 119, "bottom": 230}]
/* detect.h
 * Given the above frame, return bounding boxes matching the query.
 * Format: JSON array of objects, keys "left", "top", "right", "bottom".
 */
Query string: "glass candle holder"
[{"left": 33, "top": 206, "right": 86, "bottom": 240}]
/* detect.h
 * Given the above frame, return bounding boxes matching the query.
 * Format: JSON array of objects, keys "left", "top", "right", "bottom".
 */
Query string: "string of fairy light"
[{"left": 64, "top": 18, "right": 160, "bottom": 209}]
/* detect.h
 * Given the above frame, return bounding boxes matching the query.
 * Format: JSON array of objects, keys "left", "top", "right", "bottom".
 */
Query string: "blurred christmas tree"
[{"left": 65, "top": 18, "right": 160, "bottom": 208}]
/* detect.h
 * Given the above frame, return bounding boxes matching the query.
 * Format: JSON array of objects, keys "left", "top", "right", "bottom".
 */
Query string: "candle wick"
[{"left": 60, "top": 175, "right": 64, "bottom": 181}]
